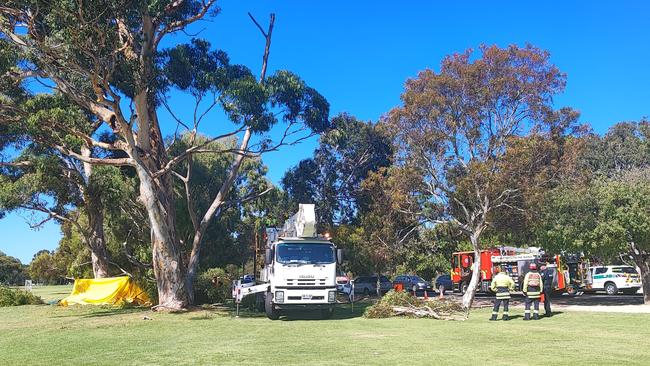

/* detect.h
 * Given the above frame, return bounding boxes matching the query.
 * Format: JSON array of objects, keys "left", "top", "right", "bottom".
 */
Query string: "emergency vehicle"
[
  {"left": 451, "top": 247, "right": 589, "bottom": 295},
  {"left": 586, "top": 265, "right": 642, "bottom": 295}
]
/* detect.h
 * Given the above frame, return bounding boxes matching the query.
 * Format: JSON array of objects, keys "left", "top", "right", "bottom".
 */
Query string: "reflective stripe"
[
  {"left": 503, "top": 312, "right": 509, "bottom": 315},
  {"left": 492, "top": 311, "right": 498, "bottom": 315},
  {"left": 524, "top": 310, "right": 530, "bottom": 313},
  {"left": 533, "top": 310, "right": 539, "bottom": 314}
]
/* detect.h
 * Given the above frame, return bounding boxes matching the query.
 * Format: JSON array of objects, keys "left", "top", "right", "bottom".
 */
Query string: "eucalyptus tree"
[
  {"left": 386, "top": 45, "right": 568, "bottom": 314},
  {"left": 0, "top": 3, "right": 329, "bottom": 309}
]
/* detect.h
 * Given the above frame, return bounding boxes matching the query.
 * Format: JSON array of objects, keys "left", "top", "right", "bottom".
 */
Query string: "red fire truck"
[{"left": 451, "top": 247, "right": 588, "bottom": 295}]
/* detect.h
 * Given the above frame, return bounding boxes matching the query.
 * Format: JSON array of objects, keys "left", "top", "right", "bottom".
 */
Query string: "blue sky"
[{"left": 1, "top": 1, "right": 649, "bottom": 263}]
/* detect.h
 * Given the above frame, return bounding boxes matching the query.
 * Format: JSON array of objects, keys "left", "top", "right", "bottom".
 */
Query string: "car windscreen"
[
  {"left": 612, "top": 267, "right": 638, "bottom": 274},
  {"left": 276, "top": 243, "right": 335, "bottom": 264}
]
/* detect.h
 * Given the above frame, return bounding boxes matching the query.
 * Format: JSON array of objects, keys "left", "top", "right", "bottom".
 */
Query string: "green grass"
[
  {"left": 8, "top": 285, "right": 73, "bottom": 304},
  {"left": 30, "top": 285, "right": 73, "bottom": 303},
  {"left": 1, "top": 290, "right": 649, "bottom": 365}
]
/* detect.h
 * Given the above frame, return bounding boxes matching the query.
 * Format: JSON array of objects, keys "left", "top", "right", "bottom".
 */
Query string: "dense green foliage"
[
  {"left": 0, "top": 251, "right": 26, "bottom": 285},
  {"left": 193, "top": 267, "right": 233, "bottom": 305},
  {"left": 0, "top": 286, "right": 43, "bottom": 306}
]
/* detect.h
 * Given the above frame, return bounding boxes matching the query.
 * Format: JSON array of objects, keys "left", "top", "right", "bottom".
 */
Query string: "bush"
[
  {"left": 0, "top": 286, "right": 44, "bottom": 307},
  {"left": 194, "top": 267, "right": 233, "bottom": 305},
  {"left": 364, "top": 290, "right": 463, "bottom": 319}
]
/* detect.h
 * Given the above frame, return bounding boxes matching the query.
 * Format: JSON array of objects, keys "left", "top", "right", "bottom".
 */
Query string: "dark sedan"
[{"left": 435, "top": 274, "right": 453, "bottom": 293}]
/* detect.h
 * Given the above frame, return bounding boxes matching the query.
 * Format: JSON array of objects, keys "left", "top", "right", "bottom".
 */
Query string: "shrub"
[
  {"left": 194, "top": 267, "right": 233, "bottom": 305},
  {"left": 0, "top": 286, "right": 44, "bottom": 307}
]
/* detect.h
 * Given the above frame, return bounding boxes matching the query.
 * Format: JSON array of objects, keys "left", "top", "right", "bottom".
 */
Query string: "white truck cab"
[
  {"left": 233, "top": 204, "right": 343, "bottom": 320},
  {"left": 261, "top": 237, "right": 341, "bottom": 319},
  {"left": 587, "top": 265, "right": 641, "bottom": 295}
]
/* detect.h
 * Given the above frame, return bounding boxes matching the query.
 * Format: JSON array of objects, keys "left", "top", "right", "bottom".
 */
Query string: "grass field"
[{"left": 1, "top": 286, "right": 649, "bottom": 365}]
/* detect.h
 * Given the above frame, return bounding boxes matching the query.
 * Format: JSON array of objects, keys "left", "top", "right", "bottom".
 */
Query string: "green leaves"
[
  {"left": 539, "top": 172, "right": 650, "bottom": 260},
  {"left": 266, "top": 71, "right": 329, "bottom": 133},
  {"left": 160, "top": 40, "right": 330, "bottom": 133}
]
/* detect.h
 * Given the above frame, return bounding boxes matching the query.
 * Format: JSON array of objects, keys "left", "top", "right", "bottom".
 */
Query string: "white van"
[{"left": 587, "top": 266, "right": 642, "bottom": 295}]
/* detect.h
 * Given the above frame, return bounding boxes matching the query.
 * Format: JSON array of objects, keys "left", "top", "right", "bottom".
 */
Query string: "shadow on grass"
[
  {"left": 50, "top": 307, "right": 148, "bottom": 319},
  {"left": 488, "top": 311, "right": 564, "bottom": 321},
  {"left": 218, "top": 300, "right": 374, "bottom": 321},
  {"left": 278, "top": 301, "right": 373, "bottom": 321}
]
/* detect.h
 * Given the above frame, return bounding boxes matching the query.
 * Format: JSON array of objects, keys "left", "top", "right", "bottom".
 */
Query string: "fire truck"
[{"left": 450, "top": 247, "right": 589, "bottom": 295}]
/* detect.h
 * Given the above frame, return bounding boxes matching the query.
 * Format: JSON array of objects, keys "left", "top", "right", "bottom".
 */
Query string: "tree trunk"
[
  {"left": 461, "top": 231, "right": 483, "bottom": 316},
  {"left": 185, "top": 128, "right": 252, "bottom": 303},
  {"left": 82, "top": 146, "right": 110, "bottom": 279},
  {"left": 86, "top": 196, "right": 110, "bottom": 278},
  {"left": 137, "top": 168, "right": 189, "bottom": 310},
  {"left": 632, "top": 255, "right": 650, "bottom": 304}
]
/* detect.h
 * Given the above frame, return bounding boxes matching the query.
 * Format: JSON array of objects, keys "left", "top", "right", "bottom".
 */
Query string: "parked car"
[
  {"left": 435, "top": 274, "right": 453, "bottom": 293},
  {"left": 352, "top": 275, "right": 393, "bottom": 295},
  {"left": 393, "top": 275, "right": 433, "bottom": 292},
  {"left": 336, "top": 270, "right": 350, "bottom": 293},
  {"left": 588, "top": 265, "right": 641, "bottom": 295}
]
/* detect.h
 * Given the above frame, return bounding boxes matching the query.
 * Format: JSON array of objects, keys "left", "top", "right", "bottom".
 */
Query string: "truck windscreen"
[{"left": 276, "top": 243, "right": 335, "bottom": 264}]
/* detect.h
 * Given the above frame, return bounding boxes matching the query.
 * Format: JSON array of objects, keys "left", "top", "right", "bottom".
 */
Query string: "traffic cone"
[{"left": 424, "top": 289, "right": 429, "bottom": 300}]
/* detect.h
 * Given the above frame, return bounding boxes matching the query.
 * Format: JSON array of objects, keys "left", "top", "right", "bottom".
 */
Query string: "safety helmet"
[{"left": 529, "top": 263, "right": 537, "bottom": 270}]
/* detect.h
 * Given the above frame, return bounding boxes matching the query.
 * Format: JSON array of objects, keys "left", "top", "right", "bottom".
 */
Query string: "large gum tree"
[
  {"left": 386, "top": 45, "right": 567, "bottom": 314},
  {"left": 0, "top": 2, "right": 329, "bottom": 309}
]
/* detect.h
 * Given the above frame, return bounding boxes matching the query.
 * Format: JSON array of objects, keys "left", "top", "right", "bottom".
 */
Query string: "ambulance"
[{"left": 587, "top": 265, "right": 642, "bottom": 295}]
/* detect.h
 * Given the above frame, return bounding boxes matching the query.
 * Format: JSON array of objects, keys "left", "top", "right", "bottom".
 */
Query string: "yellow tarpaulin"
[{"left": 60, "top": 276, "right": 151, "bottom": 307}]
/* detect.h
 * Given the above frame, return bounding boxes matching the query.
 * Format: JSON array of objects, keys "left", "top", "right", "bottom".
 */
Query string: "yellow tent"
[{"left": 60, "top": 276, "right": 151, "bottom": 307}]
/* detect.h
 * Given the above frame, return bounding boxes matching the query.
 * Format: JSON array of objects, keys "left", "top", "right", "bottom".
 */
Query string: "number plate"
[{"left": 301, "top": 294, "right": 313, "bottom": 300}]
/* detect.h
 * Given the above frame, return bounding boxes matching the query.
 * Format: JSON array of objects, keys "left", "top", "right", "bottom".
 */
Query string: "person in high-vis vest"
[
  {"left": 489, "top": 267, "right": 515, "bottom": 321},
  {"left": 523, "top": 263, "right": 544, "bottom": 320}
]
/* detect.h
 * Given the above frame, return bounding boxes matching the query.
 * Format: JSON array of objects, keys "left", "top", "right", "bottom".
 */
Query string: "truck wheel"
[
  {"left": 461, "top": 282, "right": 468, "bottom": 295},
  {"left": 604, "top": 282, "right": 618, "bottom": 295},
  {"left": 321, "top": 308, "right": 334, "bottom": 319},
  {"left": 265, "top": 292, "right": 279, "bottom": 320}
]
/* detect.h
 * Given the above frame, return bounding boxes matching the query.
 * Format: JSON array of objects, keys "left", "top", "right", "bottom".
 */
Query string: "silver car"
[{"left": 352, "top": 275, "right": 393, "bottom": 296}]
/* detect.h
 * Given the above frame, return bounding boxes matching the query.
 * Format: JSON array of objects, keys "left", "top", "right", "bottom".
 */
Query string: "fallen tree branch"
[{"left": 391, "top": 305, "right": 466, "bottom": 321}]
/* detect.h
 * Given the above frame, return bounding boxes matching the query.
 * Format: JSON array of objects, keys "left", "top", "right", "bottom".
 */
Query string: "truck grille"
[
  {"left": 286, "top": 278, "right": 327, "bottom": 287},
  {"left": 287, "top": 296, "right": 325, "bottom": 301}
]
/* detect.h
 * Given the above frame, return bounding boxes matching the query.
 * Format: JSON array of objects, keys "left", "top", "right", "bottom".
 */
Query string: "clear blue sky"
[{"left": 1, "top": 1, "right": 649, "bottom": 263}]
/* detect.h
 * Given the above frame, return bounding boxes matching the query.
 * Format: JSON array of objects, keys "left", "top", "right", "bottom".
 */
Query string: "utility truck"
[{"left": 233, "top": 204, "right": 343, "bottom": 320}]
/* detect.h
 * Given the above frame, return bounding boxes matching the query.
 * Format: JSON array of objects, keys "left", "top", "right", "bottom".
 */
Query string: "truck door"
[{"left": 460, "top": 254, "right": 473, "bottom": 277}]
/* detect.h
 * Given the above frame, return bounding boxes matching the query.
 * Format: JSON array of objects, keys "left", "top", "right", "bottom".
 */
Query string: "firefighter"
[
  {"left": 523, "top": 263, "right": 544, "bottom": 320},
  {"left": 489, "top": 266, "right": 515, "bottom": 321},
  {"left": 540, "top": 265, "right": 554, "bottom": 317}
]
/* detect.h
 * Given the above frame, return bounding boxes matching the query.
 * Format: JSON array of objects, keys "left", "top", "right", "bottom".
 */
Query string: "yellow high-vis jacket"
[{"left": 490, "top": 272, "right": 515, "bottom": 300}]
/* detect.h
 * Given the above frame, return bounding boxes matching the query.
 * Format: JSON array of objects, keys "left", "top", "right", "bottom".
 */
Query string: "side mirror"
[
  {"left": 337, "top": 249, "right": 343, "bottom": 265},
  {"left": 265, "top": 248, "right": 272, "bottom": 265}
]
